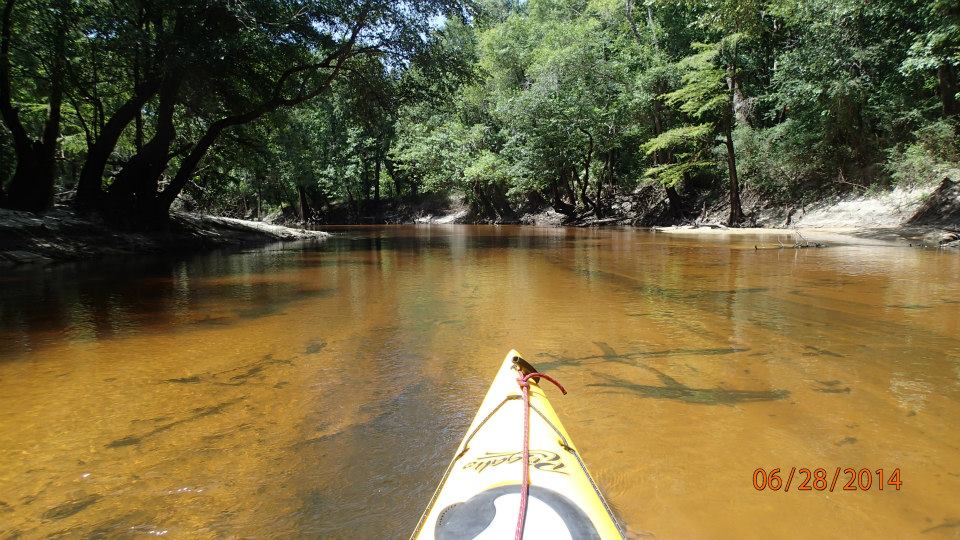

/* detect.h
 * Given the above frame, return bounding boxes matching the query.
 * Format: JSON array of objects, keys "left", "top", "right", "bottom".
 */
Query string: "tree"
[
  {"left": 644, "top": 41, "right": 744, "bottom": 224},
  {"left": 0, "top": 0, "right": 71, "bottom": 211},
  {"left": 902, "top": 0, "right": 960, "bottom": 117}
]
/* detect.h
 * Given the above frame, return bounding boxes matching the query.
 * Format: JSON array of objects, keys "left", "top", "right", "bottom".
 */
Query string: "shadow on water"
[
  {"left": 802, "top": 345, "right": 844, "bottom": 358},
  {"left": 105, "top": 397, "right": 246, "bottom": 448},
  {"left": 111, "top": 345, "right": 320, "bottom": 451},
  {"left": 554, "top": 262, "right": 769, "bottom": 303},
  {"left": 289, "top": 379, "right": 458, "bottom": 537},
  {"left": 535, "top": 343, "right": 787, "bottom": 405},
  {"left": 534, "top": 341, "right": 749, "bottom": 371},
  {"left": 162, "top": 353, "right": 297, "bottom": 388},
  {"left": 103, "top": 348, "right": 312, "bottom": 449},
  {"left": 922, "top": 520, "right": 960, "bottom": 535},
  {"left": 304, "top": 339, "right": 327, "bottom": 354},
  {"left": 41, "top": 494, "right": 102, "bottom": 520},
  {"left": 589, "top": 367, "right": 789, "bottom": 406}
]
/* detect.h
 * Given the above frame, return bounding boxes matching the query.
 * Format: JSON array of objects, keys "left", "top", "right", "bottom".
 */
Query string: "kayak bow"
[{"left": 412, "top": 350, "right": 625, "bottom": 539}]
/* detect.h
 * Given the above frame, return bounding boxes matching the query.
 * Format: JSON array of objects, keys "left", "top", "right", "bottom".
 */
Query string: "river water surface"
[{"left": 1, "top": 225, "right": 959, "bottom": 539}]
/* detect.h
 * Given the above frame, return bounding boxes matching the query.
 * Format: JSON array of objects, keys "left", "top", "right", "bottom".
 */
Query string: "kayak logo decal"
[{"left": 463, "top": 451, "right": 567, "bottom": 474}]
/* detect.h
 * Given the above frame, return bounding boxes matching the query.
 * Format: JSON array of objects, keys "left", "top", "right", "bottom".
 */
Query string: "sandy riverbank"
[{"left": 650, "top": 225, "right": 960, "bottom": 249}]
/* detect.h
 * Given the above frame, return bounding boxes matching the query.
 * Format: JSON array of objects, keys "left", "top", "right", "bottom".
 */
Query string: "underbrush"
[{"left": 886, "top": 120, "right": 960, "bottom": 186}]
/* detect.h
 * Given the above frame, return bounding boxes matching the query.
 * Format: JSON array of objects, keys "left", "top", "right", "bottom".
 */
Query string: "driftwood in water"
[{"left": 754, "top": 230, "right": 825, "bottom": 250}]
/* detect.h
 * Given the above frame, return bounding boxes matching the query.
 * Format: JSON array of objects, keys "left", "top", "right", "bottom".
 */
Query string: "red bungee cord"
[{"left": 515, "top": 371, "right": 567, "bottom": 540}]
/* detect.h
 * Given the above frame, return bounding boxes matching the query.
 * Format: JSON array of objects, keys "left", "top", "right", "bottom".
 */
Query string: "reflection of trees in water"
[
  {"left": 0, "top": 252, "right": 332, "bottom": 359},
  {"left": 0, "top": 230, "right": 577, "bottom": 360}
]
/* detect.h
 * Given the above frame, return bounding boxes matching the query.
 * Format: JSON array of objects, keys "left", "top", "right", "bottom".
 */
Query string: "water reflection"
[{"left": 0, "top": 225, "right": 959, "bottom": 539}]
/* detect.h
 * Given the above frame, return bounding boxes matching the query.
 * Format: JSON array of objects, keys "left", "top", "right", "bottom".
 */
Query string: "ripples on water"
[{"left": 0, "top": 226, "right": 958, "bottom": 539}]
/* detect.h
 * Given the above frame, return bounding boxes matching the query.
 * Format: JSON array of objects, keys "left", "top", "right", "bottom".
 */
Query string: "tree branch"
[{"left": 0, "top": 0, "right": 30, "bottom": 151}]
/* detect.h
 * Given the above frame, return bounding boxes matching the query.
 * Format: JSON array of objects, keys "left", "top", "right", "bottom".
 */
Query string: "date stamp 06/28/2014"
[{"left": 752, "top": 467, "right": 902, "bottom": 492}]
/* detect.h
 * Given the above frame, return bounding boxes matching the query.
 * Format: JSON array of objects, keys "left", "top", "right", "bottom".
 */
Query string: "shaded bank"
[
  {"left": 4, "top": 176, "right": 958, "bottom": 268},
  {"left": 0, "top": 207, "right": 328, "bottom": 266}
]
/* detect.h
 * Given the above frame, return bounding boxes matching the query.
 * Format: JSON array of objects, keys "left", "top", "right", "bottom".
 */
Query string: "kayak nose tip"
[{"left": 511, "top": 353, "right": 539, "bottom": 379}]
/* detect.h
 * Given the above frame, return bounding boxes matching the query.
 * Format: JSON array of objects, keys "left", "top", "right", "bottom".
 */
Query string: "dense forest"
[{"left": 0, "top": 0, "right": 958, "bottom": 227}]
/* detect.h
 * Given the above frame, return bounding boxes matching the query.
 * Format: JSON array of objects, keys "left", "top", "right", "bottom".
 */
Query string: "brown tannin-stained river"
[{"left": 1, "top": 225, "right": 959, "bottom": 539}]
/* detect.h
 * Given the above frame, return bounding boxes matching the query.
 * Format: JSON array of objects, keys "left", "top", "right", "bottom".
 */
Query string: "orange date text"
[{"left": 752, "top": 467, "right": 902, "bottom": 492}]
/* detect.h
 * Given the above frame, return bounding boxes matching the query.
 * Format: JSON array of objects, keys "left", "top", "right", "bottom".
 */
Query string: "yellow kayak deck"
[{"left": 412, "top": 350, "right": 625, "bottom": 539}]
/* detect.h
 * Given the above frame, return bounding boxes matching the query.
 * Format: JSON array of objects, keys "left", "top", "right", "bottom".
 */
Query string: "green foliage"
[
  {"left": 733, "top": 122, "right": 824, "bottom": 194},
  {"left": 887, "top": 120, "right": 960, "bottom": 185},
  {"left": 641, "top": 40, "right": 731, "bottom": 192},
  {"left": 663, "top": 43, "right": 726, "bottom": 119},
  {"left": 641, "top": 124, "right": 715, "bottom": 187},
  {"left": 3, "top": 0, "right": 958, "bottom": 221},
  {"left": 900, "top": 0, "right": 960, "bottom": 74}
]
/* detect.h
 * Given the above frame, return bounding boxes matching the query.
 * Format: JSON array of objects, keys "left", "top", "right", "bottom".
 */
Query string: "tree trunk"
[
  {"left": 107, "top": 74, "right": 180, "bottom": 222},
  {"left": 724, "top": 125, "right": 744, "bottom": 226},
  {"left": 75, "top": 6, "right": 176, "bottom": 209},
  {"left": 594, "top": 161, "right": 603, "bottom": 218},
  {"left": 75, "top": 80, "right": 161, "bottom": 208},
  {"left": 5, "top": 145, "right": 57, "bottom": 211},
  {"left": 158, "top": 121, "right": 226, "bottom": 212},
  {"left": 730, "top": 78, "right": 751, "bottom": 126},
  {"left": 384, "top": 155, "right": 404, "bottom": 199},
  {"left": 0, "top": 0, "right": 64, "bottom": 212},
  {"left": 298, "top": 185, "right": 311, "bottom": 223},
  {"left": 157, "top": 20, "right": 358, "bottom": 217},
  {"left": 665, "top": 185, "right": 682, "bottom": 220},
  {"left": 725, "top": 49, "right": 745, "bottom": 226},
  {"left": 550, "top": 181, "right": 576, "bottom": 216},
  {"left": 256, "top": 177, "right": 262, "bottom": 220},
  {"left": 579, "top": 129, "right": 594, "bottom": 210},
  {"left": 360, "top": 156, "right": 370, "bottom": 216},
  {"left": 939, "top": 63, "right": 959, "bottom": 117},
  {"left": 373, "top": 148, "right": 382, "bottom": 223},
  {"left": 563, "top": 169, "right": 577, "bottom": 209}
]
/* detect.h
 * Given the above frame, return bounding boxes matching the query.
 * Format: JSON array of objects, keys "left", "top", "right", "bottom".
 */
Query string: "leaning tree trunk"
[
  {"left": 75, "top": 82, "right": 161, "bottom": 209},
  {"left": 383, "top": 156, "right": 405, "bottom": 200},
  {"left": 155, "top": 23, "right": 357, "bottom": 218},
  {"left": 107, "top": 75, "right": 180, "bottom": 224}
]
